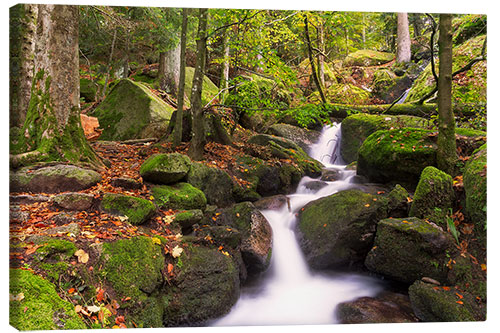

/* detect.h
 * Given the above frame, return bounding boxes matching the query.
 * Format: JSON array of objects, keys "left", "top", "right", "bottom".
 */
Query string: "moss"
[
  {"left": 80, "top": 78, "right": 99, "bottom": 102},
  {"left": 90, "top": 79, "right": 174, "bottom": 141},
  {"left": 408, "top": 280, "right": 482, "bottom": 321},
  {"left": 341, "top": 113, "right": 430, "bottom": 163},
  {"left": 186, "top": 162, "right": 235, "bottom": 207},
  {"left": 453, "top": 14, "right": 487, "bottom": 45},
  {"left": 409, "top": 166, "right": 454, "bottom": 227},
  {"left": 35, "top": 238, "right": 77, "bottom": 261},
  {"left": 357, "top": 128, "right": 438, "bottom": 186},
  {"left": 344, "top": 50, "right": 395, "bottom": 67},
  {"left": 365, "top": 217, "right": 452, "bottom": 284},
  {"left": 184, "top": 66, "right": 219, "bottom": 106},
  {"left": 308, "top": 83, "right": 371, "bottom": 105},
  {"left": 140, "top": 153, "right": 192, "bottom": 185},
  {"left": 463, "top": 144, "right": 487, "bottom": 242},
  {"left": 37, "top": 262, "right": 71, "bottom": 283},
  {"left": 10, "top": 268, "right": 86, "bottom": 330},
  {"left": 152, "top": 183, "right": 207, "bottom": 211},
  {"left": 101, "top": 193, "right": 156, "bottom": 225}
]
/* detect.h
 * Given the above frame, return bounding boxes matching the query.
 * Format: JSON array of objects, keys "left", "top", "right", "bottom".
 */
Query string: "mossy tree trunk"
[
  {"left": 173, "top": 8, "right": 189, "bottom": 148},
  {"left": 437, "top": 14, "right": 457, "bottom": 175},
  {"left": 11, "top": 4, "right": 101, "bottom": 168},
  {"left": 9, "top": 4, "right": 38, "bottom": 128},
  {"left": 188, "top": 8, "right": 208, "bottom": 161}
]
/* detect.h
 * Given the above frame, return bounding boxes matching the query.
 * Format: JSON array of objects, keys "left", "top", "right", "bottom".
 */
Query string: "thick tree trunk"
[
  {"left": 188, "top": 8, "right": 209, "bottom": 161},
  {"left": 159, "top": 41, "right": 181, "bottom": 93},
  {"left": 396, "top": 13, "right": 411, "bottom": 63},
  {"left": 9, "top": 4, "right": 38, "bottom": 128},
  {"left": 11, "top": 4, "right": 101, "bottom": 168},
  {"left": 437, "top": 14, "right": 457, "bottom": 174},
  {"left": 173, "top": 8, "right": 189, "bottom": 148}
]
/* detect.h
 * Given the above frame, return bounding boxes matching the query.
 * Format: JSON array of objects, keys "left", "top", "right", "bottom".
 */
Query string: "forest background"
[{"left": 2, "top": 0, "right": 499, "bottom": 332}]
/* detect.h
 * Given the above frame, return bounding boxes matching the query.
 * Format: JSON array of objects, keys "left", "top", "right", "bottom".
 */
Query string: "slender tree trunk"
[
  {"left": 10, "top": 4, "right": 38, "bottom": 128},
  {"left": 188, "top": 8, "right": 209, "bottom": 161},
  {"left": 317, "top": 23, "right": 325, "bottom": 87},
  {"left": 437, "top": 14, "right": 457, "bottom": 174},
  {"left": 173, "top": 8, "right": 188, "bottom": 148},
  {"left": 304, "top": 15, "right": 326, "bottom": 104},
  {"left": 101, "top": 28, "right": 117, "bottom": 99},
  {"left": 396, "top": 13, "right": 411, "bottom": 63},
  {"left": 11, "top": 4, "right": 101, "bottom": 167},
  {"left": 220, "top": 29, "right": 230, "bottom": 102},
  {"left": 122, "top": 30, "right": 130, "bottom": 78}
]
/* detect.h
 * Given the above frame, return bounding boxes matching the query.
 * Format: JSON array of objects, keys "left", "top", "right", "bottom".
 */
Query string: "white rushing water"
[{"left": 212, "top": 124, "right": 383, "bottom": 326}]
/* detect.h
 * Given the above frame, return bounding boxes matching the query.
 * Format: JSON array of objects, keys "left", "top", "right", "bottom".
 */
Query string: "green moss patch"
[
  {"left": 101, "top": 193, "right": 156, "bottom": 225},
  {"left": 186, "top": 162, "right": 235, "bottom": 207},
  {"left": 344, "top": 50, "right": 394, "bottom": 67},
  {"left": 140, "top": 153, "right": 192, "bottom": 185},
  {"left": 152, "top": 183, "right": 207, "bottom": 211},
  {"left": 10, "top": 268, "right": 86, "bottom": 330}
]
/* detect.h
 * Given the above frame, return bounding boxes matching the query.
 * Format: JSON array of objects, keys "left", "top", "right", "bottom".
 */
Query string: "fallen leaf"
[
  {"left": 10, "top": 292, "right": 25, "bottom": 302},
  {"left": 96, "top": 288, "right": 105, "bottom": 302},
  {"left": 87, "top": 305, "right": 101, "bottom": 313},
  {"left": 75, "top": 249, "right": 89, "bottom": 263},
  {"left": 171, "top": 245, "right": 183, "bottom": 258}
]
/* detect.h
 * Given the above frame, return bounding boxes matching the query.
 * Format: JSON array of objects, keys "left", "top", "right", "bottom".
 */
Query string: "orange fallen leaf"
[
  {"left": 442, "top": 286, "right": 451, "bottom": 291},
  {"left": 75, "top": 305, "right": 83, "bottom": 313},
  {"left": 68, "top": 288, "right": 75, "bottom": 294},
  {"left": 456, "top": 301, "right": 464, "bottom": 305},
  {"left": 96, "top": 288, "right": 105, "bottom": 302}
]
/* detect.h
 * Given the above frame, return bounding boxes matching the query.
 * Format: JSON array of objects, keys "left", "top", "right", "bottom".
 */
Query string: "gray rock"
[
  {"left": 53, "top": 192, "right": 94, "bottom": 211},
  {"left": 111, "top": 177, "right": 142, "bottom": 190},
  {"left": 267, "top": 123, "right": 321, "bottom": 152}
]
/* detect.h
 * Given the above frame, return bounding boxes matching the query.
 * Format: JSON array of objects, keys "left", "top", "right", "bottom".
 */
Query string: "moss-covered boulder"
[
  {"left": 10, "top": 164, "right": 102, "bottom": 193},
  {"left": 10, "top": 269, "right": 86, "bottom": 330},
  {"left": 409, "top": 167, "right": 454, "bottom": 227},
  {"left": 344, "top": 50, "right": 394, "bottom": 67},
  {"left": 152, "top": 183, "right": 207, "bottom": 211},
  {"left": 372, "top": 69, "right": 412, "bottom": 104},
  {"left": 140, "top": 153, "right": 192, "bottom": 185},
  {"left": 357, "top": 128, "right": 438, "bottom": 186},
  {"left": 184, "top": 66, "right": 220, "bottom": 106},
  {"left": 164, "top": 242, "right": 240, "bottom": 326},
  {"left": 408, "top": 280, "right": 485, "bottom": 322},
  {"left": 101, "top": 193, "right": 156, "bottom": 225},
  {"left": 217, "top": 202, "right": 273, "bottom": 274},
  {"left": 463, "top": 144, "right": 487, "bottom": 242},
  {"left": 53, "top": 192, "right": 94, "bottom": 211},
  {"left": 173, "top": 209, "right": 204, "bottom": 229},
  {"left": 341, "top": 114, "right": 429, "bottom": 163},
  {"left": 267, "top": 123, "right": 321, "bottom": 152},
  {"left": 308, "top": 83, "right": 371, "bottom": 105},
  {"left": 364, "top": 217, "right": 453, "bottom": 284},
  {"left": 98, "top": 236, "right": 166, "bottom": 327},
  {"left": 186, "top": 162, "right": 235, "bottom": 207},
  {"left": 453, "top": 14, "right": 487, "bottom": 45},
  {"left": 335, "top": 292, "right": 417, "bottom": 324},
  {"left": 90, "top": 79, "right": 174, "bottom": 140},
  {"left": 387, "top": 184, "right": 410, "bottom": 217},
  {"left": 34, "top": 238, "right": 77, "bottom": 262},
  {"left": 80, "top": 77, "right": 99, "bottom": 102},
  {"left": 296, "top": 189, "right": 389, "bottom": 269}
]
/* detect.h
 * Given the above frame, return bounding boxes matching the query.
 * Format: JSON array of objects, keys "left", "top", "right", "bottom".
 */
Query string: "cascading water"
[{"left": 212, "top": 124, "right": 383, "bottom": 326}]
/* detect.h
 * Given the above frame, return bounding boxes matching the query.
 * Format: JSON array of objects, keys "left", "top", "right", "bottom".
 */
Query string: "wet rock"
[
  {"left": 110, "top": 177, "right": 142, "bottom": 190},
  {"left": 336, "top": 292, "right": 418, "bottom": 324},
  {"left": 254, "top": 195, "right": 288, "bottom": 210},
  {"left": 186, "top": 162, "right": 235, "bottom": 207},
  {"left": 10, "top": 164, "right": 102, "bottom": 193},
  {"left": 267, "top": 123, "right": 321, "bottom": 152},
  {"left": 320, "top": 169, "right": 341, "bottom": 182},
  {"left": 364, "top": 217, "right": 453, "bottom": 284},
  {"left": 463, "top": 144, "right": 486, "bottom": 243},
  {"left": 303, "top": 180, "right": 328, "bottom": 191},
  {"left": 140, "top": 153, "right": 192, "bottom": 185},
  {"left": 53, "top": 192, "right": 94, "bottom": 211},
  {"left": 387, "top": 184, "right": 410, "bottom": 217},
  {"left": 173, "top": 209, "right": 204, "bottom": 229}
]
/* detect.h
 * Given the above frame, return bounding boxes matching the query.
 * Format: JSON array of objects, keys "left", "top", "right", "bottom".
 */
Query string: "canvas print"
[{"left": 9, "top": 3, "right": 487, "bottom": 330}]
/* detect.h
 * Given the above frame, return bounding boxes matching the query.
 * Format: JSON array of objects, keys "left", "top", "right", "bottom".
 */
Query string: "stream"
[{"left": 212, "top": 124, "right": 386, "bottom": 326}]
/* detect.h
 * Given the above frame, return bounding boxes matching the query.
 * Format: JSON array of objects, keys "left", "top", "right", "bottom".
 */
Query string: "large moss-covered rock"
[
  {"left": 90, "top": 79, "right": 174, "bottom": 140},
  {"left": 184, "top": 66, "right": 221, "bottom": 106},
  {"left": 152, "top": 183, "right": 207, "bottom": 211},
  {"left": 408, "top": 280, "right": 484, "bottom": 322},
  {"left": 372, "top": 69, "right": 412, "bottom": 104},
  {"left": 164, "top": 242, "right": 240, "bottom": 326},
  {"left": 80, "top": 77, "right": 99, "bottom": 102},
  {"left": 10, "top": 164, "right": 102, "bottom": 193},
  {"left": 357, "top": 128, "right": 438, "bottom": 186},
  {"left": 409, "top": 166, "right": 454, "bottom": 227},
  {"left": 308, "top": 83, "right": 371, "bottom": 105},
  {"left": 344, "top": 50, "right": 394, "bottom": 67},
  {"left": 10, "top": 269, "right": 86, "bottom": 330},
  {"left": 341, "top": 114, "right": 429, "bottom": 163},
  {"left": 336, "top": 292, "right": 417, "bottom": 324},
  {"left": 101, "top": 193, "right": 156, "bottom": 225},
  {"left": 463, "top": 144, "right": 487, "bottom": 241},
  {"left": 99, "top": 236, "right": 166, "bottom": 327},
  {"left": 297, "top": 189, "right": 389, "bottom": 269},
  {"left": 140, "top": 153, "right": 192, "bottom": 185},
  {"left": 364, "top": 217, "right": 453, "bottom": 284},
  {"left": 186, "top": 162, "right": 235, "bottom": 207},
  {"left": 217, "top": 202, "right": 273, "bottom": 274},
  {"left": 267, "top": 123, "right": 321, "bottom": 152},
  {"left": 387, "top": 184, "right": 410, "bottom": 217}
]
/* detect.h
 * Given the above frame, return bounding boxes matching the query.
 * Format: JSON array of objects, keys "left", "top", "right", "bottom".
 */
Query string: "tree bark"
[
  {"left": 101, "top": 28, "right": 117, "bottom": 99},
  {"left": 396, "top": 13, "right": 411, "bottom": 63},
  {"left": 9, "top": 4, "right": 38, "bottom": 128},
  {"left": 159, "top": 41, "right": 181, "bottom": 93},
  {"left": 11, "top": 4, "right": 101, "bottom": 168},
  {"left": 220, "top": 29, "right": 230, "bottom": 102},
  {"left": 188, "top": 8, "right": 209, "bottom": 161},
  {"left": 436, "top": 14, "right": 457, "bottom": 175},
  {"left": 173, "top": 8, "right": 188, "bottom": 148},
  {"left": 304, "top": 15, "right": 326, "bottom": 104}
]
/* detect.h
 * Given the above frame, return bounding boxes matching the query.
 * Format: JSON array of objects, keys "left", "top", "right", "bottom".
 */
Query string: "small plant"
[{"left": 446, "top": 208, "right": 460, "bottom": 244}]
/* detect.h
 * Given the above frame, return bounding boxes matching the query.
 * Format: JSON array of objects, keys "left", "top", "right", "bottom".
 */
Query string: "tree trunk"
[
  {"left": 173, "top": 8, "right": 189, "bottom": 148},
  {"left": 159, "top": 41, "right": 181, "bottom": 93},
  {"left": 9, "top": 4, "right": 38, "bottom": 128},
  {"left": 304, "top": 15, "right": 326, "bottom": 104},
  {"left": 220, "top": 29, "right": 230, "bottom": 102},
  {"left": 188, "top": 8, "right": 209, "bottom": 161},
  {"left": 396, "top": 13, "right": 411, "bottom": 63},
  {"left": 317, "top": 23, "right": 325, "bottom": 88},
  {"left": 101, "top": 28, "right": 117, "bottom": 99},
  {"left": 11, "top": 4, "right": 101, "bottom": 168},
  {"left": 437, "top": 14, "right": 457, "bottom": 174}
]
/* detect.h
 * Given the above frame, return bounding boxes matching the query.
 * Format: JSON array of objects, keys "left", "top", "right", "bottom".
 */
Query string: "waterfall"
[{"left": 211, "top": 124, "right": 383, "bottom": 326}]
